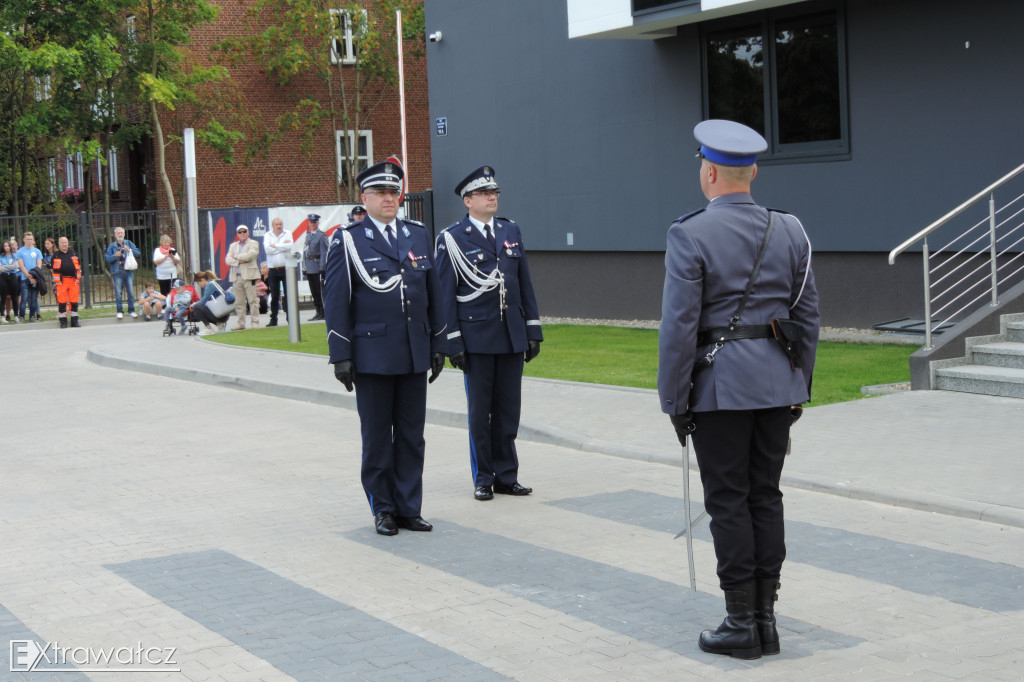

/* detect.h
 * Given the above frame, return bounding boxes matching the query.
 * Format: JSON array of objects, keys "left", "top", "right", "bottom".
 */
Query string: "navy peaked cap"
[
  {"left": 357, "top": 160, "right": 404, "bottom": 191},
  {"left": 455, "top": 165, "right": 499, "bottom": 197}
]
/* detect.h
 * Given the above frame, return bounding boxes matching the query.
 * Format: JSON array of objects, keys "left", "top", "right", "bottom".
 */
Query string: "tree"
[
  {"left": 217, "top": 0, "right": 424, "bottom": 201},
  {"left": 0, "top": 0, "right": 129, "bottom": 219},
  {"left": 130, "top": 0, "right": 265, "bottom": 273}
]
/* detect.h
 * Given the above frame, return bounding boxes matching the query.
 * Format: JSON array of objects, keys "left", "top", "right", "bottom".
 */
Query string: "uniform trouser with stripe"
[
  {"left": 691, "top": 406, "right": 791, "bottom": 590},
  {"left": 354, "top": 371, "right": 427, "bottom": 517},
  {"left": 464, "top": 352, "right": 524, "bottom": 488}
]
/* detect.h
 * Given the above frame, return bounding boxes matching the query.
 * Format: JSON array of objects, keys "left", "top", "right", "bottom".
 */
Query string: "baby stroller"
[
  {"left": 162, "top": 279, "right": 200, "bottom": 336},
  {"left": 162, "top": 308, "right": 199, "bottom": 336}
]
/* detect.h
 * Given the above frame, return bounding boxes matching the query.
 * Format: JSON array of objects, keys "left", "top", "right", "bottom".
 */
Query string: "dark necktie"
[
  {"left": 484, "top": 223, "right": 496, "bottom": 251},
  {"left": 387, "top": 225, "right": 398, "bottom": 258}
]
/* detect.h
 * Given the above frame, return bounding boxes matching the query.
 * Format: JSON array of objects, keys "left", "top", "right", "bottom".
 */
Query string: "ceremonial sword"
[{"left": 674, "top": 435, "right": 708, "bottom": 591}]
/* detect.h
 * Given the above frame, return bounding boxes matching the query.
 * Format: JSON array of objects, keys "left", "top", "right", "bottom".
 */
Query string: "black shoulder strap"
[{"left": 730, "top": 210, "right": 775, "bottom": 326}]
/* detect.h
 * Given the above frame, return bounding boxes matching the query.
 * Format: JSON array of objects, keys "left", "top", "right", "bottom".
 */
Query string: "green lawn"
[{"left": 209, "top": 323, "right": 917, "bottom": 406}]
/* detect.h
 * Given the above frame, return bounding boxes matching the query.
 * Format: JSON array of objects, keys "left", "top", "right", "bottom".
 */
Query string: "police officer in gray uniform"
[
  {"left": 658, "top": 120, "right": 820, "bottom": 660},
  {"left": 302, "top": 214, "right": 329, "bottom": 321}
]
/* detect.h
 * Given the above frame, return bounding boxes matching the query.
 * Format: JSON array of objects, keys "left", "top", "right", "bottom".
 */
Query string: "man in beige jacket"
[{"left": 225, "top": 224, "right": 261, "bottom": 329}]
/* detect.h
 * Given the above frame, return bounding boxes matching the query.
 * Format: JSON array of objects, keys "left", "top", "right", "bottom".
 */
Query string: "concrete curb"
[{"left": 86, "top": 343, "right": 1024, "bottom": 531}]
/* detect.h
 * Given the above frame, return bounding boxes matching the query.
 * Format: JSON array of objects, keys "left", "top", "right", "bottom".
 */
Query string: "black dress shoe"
[
  {"left": 309, "top": 313, "right": 323, "bottom": 321},
  {"left": 474, "top": 485, "right": 494, "bottom": 501},
  {"left": 374, "top": 512, "right": 398, "bottom": 536},
  {"left": 396, "top": 515, "right": 433, "bottom": 531},
  {"left": 494, "top": 482, "right": 533, "bottom": 496},
  {"left": 267, "top": 320, "right": 278, "bottom": 327}
]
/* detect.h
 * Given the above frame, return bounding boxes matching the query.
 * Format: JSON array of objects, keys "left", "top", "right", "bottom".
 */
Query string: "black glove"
[
  {"left": 429, "top": 352, "right": 445, "bottom": 384},
  {"left": 449, "top": 351, "right": 467, "bottom": 372},
  {"left": 525, "top": 339, "right": 541, "bottom": 363},
  {"left": 333, "top": 360, "right": 354, "bottom": 392},
  {"left": 790, "top": 405, "right": 803, "bottom": 424},
  {"left": 669, "top": 412, "right": 695, "bottom": 447}
]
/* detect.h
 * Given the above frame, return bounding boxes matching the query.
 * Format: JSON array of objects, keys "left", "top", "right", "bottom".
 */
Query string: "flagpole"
[{"left": 396, "top": 9, "right": 408, "bottom": 182}]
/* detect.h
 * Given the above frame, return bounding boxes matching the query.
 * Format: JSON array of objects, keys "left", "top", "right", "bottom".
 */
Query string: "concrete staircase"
[{"left": 932, "top": 313, "right": 1024, "bottom": 398}]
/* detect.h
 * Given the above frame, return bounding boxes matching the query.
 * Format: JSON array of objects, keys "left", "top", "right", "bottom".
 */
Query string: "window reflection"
[
  {"left": 706, "top": 28, "right": 764, "bottom": 136},
  {"left": 776, "top": 12, "right": 841, "bottom": 144}
]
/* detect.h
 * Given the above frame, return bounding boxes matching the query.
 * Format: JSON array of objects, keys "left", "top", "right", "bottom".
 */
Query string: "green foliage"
[
  {"left": 214, "top": 0, "right": 425, "bottom": 198},
  {"left": 208, "top": 323, "right": 916, "bottom": 407}
]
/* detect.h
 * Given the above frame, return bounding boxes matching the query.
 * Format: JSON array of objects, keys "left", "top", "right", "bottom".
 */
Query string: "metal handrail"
[
  {"left": 888, "top": 161, "right": 1024, "bottom": 265},
  {"left": 888, "top": 161, "right": 1024, "bottom": 349}
]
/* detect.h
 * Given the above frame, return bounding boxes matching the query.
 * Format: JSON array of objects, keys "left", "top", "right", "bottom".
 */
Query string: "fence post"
[
  {"left": 80, "top": 212, "right": 93, "bottom": 309},
  {"left": 923, "top": 236, "right": 932, "bottom": 350},
  {"left": 422, "top": 189, "right": 435, "bottom": 242},
  {"left": 989, "top": 191, "right": 999, "bottom": 306}
]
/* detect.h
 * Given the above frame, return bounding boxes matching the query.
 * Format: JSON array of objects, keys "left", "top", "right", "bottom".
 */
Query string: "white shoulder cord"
[
  {"left": 442, "top": 230, "right": 506, "bottom": 318},
  {"left": 343, "top": 229, "right": 405, "bottom": 311}
]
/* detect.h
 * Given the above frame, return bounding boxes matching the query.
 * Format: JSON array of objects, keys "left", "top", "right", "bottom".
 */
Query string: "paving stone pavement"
[{"left": 1, "top": 318, "right": 1023, "bottom": 681}]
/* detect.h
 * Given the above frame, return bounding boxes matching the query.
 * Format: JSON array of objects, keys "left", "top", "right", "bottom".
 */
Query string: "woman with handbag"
[{"left": 191, "top": 270, "right": 234, "bottom": 334}]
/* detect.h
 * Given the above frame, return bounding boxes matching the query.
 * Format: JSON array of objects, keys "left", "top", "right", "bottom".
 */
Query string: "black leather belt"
[{"left": 697, "top": 324, "right": 773, "bottom": 346}]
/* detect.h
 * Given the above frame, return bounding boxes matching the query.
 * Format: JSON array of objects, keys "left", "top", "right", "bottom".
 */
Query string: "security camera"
[{"left": 428, "top": 31, "right": 442, "bottom": 43}]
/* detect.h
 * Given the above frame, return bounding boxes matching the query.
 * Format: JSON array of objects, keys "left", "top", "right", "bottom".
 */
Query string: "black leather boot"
[
  {"left": 755, "top": 578, "right": 780, "bottom": 655},
  {"left": 59, "top": 316, "right": 68, "bottom": 329},
  {"left": 698, "top": 582, "right": 761, "bottom": 659}
]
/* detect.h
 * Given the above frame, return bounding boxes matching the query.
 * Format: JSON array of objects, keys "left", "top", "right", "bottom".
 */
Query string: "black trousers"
[
  {"left": 691, "top": 406, "right": 790, "bottom": 590},
  {"left": 267, "top": 267, "right": 288, "bottom": 322},
  {"left": 307, "top": 272, "right": 324, "bottom": 315},
  {"left": 192, "top": 302, "right": 229, "bottom": 326},
  {"left": 464, "top": 352, "right": 524, "bottom": 488},
  {"left": 353, "top": 372, "right": 428, "bottom": 518}
]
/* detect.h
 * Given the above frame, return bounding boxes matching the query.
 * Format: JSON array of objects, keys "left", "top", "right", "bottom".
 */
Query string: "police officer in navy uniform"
[
  {"left": 435, "top": 166, "right": 542, "bottom": 501},
  {"left": 323, "top": 160, "right": 446, "bottom": 536},
  {"left": 302, "top": 214, "right": 329, "bottom": 321},
  {"left": 348, "top": 205, "right": 366, "bottom": 225},
  {"left": 658, "top": 120, "right": 820, "bottom": 659}
]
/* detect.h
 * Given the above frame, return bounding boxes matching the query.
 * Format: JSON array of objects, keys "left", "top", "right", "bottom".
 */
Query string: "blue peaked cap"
[{"left": 695, "top": 119, "right": 767, "bottom": 166}]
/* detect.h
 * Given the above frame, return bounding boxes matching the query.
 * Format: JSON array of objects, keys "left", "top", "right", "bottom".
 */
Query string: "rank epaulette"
[{"left": 673, "top": 208, "right": 705, "bottom": 223}]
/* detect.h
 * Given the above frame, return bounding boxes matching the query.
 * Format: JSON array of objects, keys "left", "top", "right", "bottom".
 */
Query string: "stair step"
[
  {"left": 873, "top": 318, "right": 955, "bottom": 334},
  {"left": 1008, "top": 321, "right": 1024, "bottom": 342},
  {"left": 971, "top": 341, "right": 1024, "bottom": 369},
  {"left": 934, "top": 364, "right": 1024, "bottom": 398}
]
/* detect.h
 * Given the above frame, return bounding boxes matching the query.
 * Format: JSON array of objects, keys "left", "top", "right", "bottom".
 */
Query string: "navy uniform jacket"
[
  {"left": 435, "top": 216, "right": 542, "bottom": 355},
  {"left": 657, "top": 193, "right": 820, "bottom": 415},
  {"left": 323, "top": 217, "right": 446, "bottom": 374},
  {"left": 302, "top": 228, "right": 329, "bottom": 275}
]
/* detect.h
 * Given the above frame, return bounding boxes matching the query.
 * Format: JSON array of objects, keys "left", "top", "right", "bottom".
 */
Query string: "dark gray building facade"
[{"left": 423, "top": 0, "right": 1024, "bottom": 327}]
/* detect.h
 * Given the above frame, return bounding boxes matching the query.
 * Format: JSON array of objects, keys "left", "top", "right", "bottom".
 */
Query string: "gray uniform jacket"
[
  {"left": 303, "top": 228, "right": 329, "bottom": 276},
  {"left": 657, "top": 192, "right": 820, "bottom": 415}
]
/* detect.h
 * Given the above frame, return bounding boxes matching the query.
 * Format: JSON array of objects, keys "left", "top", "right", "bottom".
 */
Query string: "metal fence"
[
  {"left": 1, "top": 197, "right": 434, "bottom": 312},
  {"left": 0, "top": 209, "right": 185, "bottom": 310}
]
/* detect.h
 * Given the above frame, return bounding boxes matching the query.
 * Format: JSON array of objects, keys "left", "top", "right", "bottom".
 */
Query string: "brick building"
[{"left": 57, "top": 0, "right": 430, "bottom": 216}]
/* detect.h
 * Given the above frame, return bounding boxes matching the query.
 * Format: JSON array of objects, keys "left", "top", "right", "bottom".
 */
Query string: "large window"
[
  {"left": 65, "top": 152, "right": 84, "bottom": 190},
  {"left": 96, "top": 148, "right": 119, "bottom": 192},
  {"left": 329, "top": 8, "right": 365, "bottom": 65},
  {"left": 335, "top": 130, "right": 373, "bottom": 185},
  {"left": 703, "top": 2, "right": 848, "bottom": 161}
]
